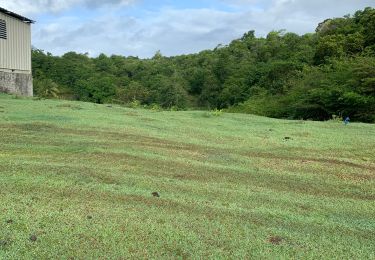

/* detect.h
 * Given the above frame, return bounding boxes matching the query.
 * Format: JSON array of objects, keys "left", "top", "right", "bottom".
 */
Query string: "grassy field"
[{"left": 0, "top": 93, "right": 374, "bottom": 259}]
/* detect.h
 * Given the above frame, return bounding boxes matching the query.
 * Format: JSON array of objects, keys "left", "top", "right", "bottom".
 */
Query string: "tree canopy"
[{"left": 32, "top": 7, "right": 375, "bottom": 122}]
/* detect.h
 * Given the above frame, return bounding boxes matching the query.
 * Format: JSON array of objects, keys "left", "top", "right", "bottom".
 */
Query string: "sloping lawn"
[{"left": 0, "top": 94, "right": 374, "bottom": 259}]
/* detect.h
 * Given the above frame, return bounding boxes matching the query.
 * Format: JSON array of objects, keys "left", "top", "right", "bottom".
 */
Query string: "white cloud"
[
  {"left": 32, "top": 8, "right": 249, "bottom": 58},
  {"left": 0, "top": 0, "right": 136, "bottom": 15},
  {"left": 2, "top": 0, "right": 374, "bottom": 58}
]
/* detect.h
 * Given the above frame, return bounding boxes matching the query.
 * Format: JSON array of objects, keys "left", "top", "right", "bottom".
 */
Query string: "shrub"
[{"left": 34, "top": 78, "right": 60, "bottom": 98}]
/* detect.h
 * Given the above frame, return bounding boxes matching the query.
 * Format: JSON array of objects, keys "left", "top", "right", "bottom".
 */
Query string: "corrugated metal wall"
[{"left": 0, "top": 12, "right": 31, "bottom": 73}]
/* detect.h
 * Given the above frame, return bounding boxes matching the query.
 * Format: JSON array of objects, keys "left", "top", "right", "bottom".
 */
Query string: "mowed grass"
[{"left": 0, "top": 93, "right": 374, "bottom": 259}]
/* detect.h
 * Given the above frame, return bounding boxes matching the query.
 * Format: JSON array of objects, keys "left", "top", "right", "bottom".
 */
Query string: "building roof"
[{"left": 0, "top": 7, "right": 34, "bottom": 24}]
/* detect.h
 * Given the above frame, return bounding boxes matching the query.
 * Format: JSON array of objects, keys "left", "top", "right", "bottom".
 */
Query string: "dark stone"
[
  {"left": 29, "top": 235, "right": 37, "bottom": 242},
  {"left": 152, "top": 192, "right": 160, "bottom": 197}
]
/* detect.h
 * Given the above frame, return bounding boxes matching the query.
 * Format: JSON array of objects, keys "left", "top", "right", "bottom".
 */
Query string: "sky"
[{"left": 0, "top": 0, "right": 374, "bottom": 58}]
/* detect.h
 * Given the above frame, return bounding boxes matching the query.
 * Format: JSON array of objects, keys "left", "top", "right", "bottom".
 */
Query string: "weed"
[
  {"left": 331, "top": 114, "right": 343, "bottom": 122},
  {"left": 150, "top": 103, "right": 162, "bottom": 111},
  {"left": 170, "top": 106, "right": 179, "bottom": 111},
  {"left": 202, "top": 109, "right": 224, "bottom": 118},
  {"left": 129, "top": 100, "right": 142, "bottom": 109},
  {"left": 211, "top": 108, "right": 223, "bottom": 117}
]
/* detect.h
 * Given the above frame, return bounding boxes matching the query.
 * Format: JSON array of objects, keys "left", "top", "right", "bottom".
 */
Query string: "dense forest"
[{"left": 32, "top": 7, "right": 375, "bottom": 122}]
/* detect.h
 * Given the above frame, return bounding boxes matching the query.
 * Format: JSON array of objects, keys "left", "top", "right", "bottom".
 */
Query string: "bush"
[
  {"left": 129, "top": 99, "right": 142, "bottom": 109},
  {"left": 34, "top": 78, "right": 60, "bottom": 98}
]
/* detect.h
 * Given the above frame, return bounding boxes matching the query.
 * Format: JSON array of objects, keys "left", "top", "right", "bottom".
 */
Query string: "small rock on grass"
[
  {"left": 152, "top": 192, "right": 160, "bottom": 197},
  {"left": 29, "top": 235, "right": 37, "bottom": 242}
]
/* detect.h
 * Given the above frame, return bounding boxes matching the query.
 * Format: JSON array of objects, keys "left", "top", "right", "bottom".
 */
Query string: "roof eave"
[{"left": 0, "top": 7, "right": 35, "bottom": 24}]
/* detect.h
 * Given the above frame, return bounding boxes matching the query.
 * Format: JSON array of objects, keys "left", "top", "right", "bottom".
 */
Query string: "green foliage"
[
  {"left": 76, "top": 76, "right": 116, "bottom": 104},
  {"left": 31, "top": 7, "right": 375, "bottom": 122},
  {"left": 33, "top": 78, "right": 60, "bottom": 98},
  {"left": 116, "top": 81, "right": 150, "bottom": 104},
  {"left": 331, "top": 114, "right": 343, "bottom": 122},
  {"left": 149, "top": 103, "right": 162, "bottom": 111},
  {"left": 211, "top": 108, "right": 224, "bottom": 117},
  {"left": 155, "top": 80, "right": 188, "bottom": 109},
  {"left": 129, "top": 99, "right": 142, "bottom": 109}
]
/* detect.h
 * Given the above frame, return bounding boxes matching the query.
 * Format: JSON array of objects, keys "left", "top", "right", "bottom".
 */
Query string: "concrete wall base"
[{"left": 0, "top": 70, "right": 33, "bottom": 96}]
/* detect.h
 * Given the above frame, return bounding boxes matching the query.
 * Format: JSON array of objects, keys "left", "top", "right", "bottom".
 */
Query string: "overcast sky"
[{"left": 1, "top": 0, "right": 374, "bottom": 58}]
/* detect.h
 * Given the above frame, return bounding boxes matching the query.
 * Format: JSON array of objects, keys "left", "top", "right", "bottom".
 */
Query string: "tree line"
[{"left": 32, "top": 7, "right": 375, "bottom": 122}]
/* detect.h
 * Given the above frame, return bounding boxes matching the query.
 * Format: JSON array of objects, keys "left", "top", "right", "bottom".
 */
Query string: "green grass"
[{"left": 0, "top": 93, "right": 374, "bottom": 259}]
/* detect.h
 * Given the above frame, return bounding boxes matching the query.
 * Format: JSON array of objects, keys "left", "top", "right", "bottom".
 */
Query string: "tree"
[
  {"left": 31, "top": 7, "right": 375, "bottom": 122},
  {"left": 115, "top": 81, "right": 150, "bottom": 104},
  {"left": 76, "top": 76, "right": 116, "bottom": 104}
]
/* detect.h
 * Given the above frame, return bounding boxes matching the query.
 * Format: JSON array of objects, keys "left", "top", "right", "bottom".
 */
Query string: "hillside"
[
  {"left": 32, "top": 7, "right": 375, "bottom": 122},
  {"left": 0, "top": 94, "right": 374, "bottom": 258}
]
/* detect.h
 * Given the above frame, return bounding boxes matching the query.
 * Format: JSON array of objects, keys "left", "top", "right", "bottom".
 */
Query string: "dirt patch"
[
  {"left": 317, "top": 158, "right": 375, "bottom": 172},
  {"left": 294, "top": 132, "right": 311, "bottom": 137},
  {"left": 241, "top": 151, "right": 375, "bottom": 172},
  {"left": 56, "top": 104, "right": 83, "bottom": 110},
  {"left": 0, "top": 123, "right": 210, "bottom": 155},
  {"left": 54, "top": 127, "right": 206, "bottom": 153},
  {"left": 0, "top": 122, "right": 57, "bottom": 132},
  {"left": 140, "top": 117, "right": 156, "bottom": 122},
  {"left": 268, "top": 236, "right": 283, "bottom": 245},
  {"left": 124, "top": 112, "right": 139, "bottom": 117}
]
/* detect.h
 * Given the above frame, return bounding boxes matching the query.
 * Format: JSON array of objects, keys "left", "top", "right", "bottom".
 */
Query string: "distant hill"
[{"left": 32, "top": 7, "right": 375, "bottom": 122}]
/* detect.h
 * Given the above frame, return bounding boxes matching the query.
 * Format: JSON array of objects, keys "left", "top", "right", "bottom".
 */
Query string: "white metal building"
[{"left": 0, "top": 7, "right": 34, "bottom": 96}]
